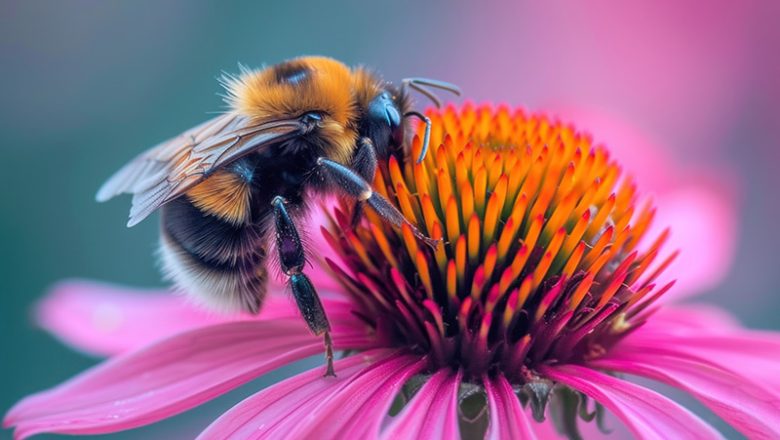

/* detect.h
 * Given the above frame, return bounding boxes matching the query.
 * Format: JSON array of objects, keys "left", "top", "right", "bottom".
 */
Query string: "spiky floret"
[{"left": 324, "top": 104, "right": 674, "bottom": 382}]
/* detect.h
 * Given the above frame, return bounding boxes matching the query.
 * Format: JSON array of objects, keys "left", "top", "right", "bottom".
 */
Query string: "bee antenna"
[
  {"left": 404, "top": 111, "right": 431, "bottom": 164},
  {"left": 402, "top": 78, "right": 462, "bottom": 109}
]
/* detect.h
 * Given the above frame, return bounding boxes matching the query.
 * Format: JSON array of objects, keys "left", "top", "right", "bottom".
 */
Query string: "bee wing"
[{"left": 97, "top": 112, "right": 304, "bottom": 227}]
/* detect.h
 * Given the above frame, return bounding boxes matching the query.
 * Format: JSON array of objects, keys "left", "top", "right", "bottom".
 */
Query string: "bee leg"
[
  {"left": 350, "top": 201, "right": 365, "bottom": 230},
  {"left": 271, "top": 196, "right": 335, "bottom": 377},
  {"left": 403, "top": 111, "right": 432, "bottom": 164},
  {"left": 317, "top": 158, "right": 439, "bottom": 248},
  {"left": 349, "top": 137, "right": 378, "bottom": 229}
]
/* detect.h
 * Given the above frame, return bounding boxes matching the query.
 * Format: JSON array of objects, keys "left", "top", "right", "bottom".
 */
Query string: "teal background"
[{"left": 1, "top": 1, "right": 778, "bottom": 439}]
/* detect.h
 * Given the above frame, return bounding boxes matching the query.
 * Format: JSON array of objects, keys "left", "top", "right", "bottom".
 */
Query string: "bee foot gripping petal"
[
  {"left": 273, "top": 195, "right": 334, "bottom": 376},
  {"left": 290, "top": 273, "right": 334, "bottom": 377}
]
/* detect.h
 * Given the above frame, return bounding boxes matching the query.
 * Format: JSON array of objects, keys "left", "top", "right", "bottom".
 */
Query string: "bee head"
[
  {"left": 367, "top": 91, "right": 402, "bottom": 129},
  {"left": 355, "top": 76, "right": 412, "bottom": 160}
]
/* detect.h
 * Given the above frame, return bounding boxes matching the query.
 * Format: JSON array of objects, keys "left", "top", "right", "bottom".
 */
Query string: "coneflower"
[
  {"left": 6, "top": 105, "right": 780, "bottom": 439},
  {"left": 327, "top": 104, "right": 668, "bottom": 386}
]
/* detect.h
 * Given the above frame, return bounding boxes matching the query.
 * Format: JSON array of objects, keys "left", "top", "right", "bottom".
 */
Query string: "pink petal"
[
  {"left": 199, "top": 350, "right": 425, "bottom": 440},
  {"left": 593, "top": 347, "right": 780, "bottom": 440},
  {"left": 198, "top": 350, "right": 386, "bottom": 439},
  {"left": 646, "top": 178, "right": 738, "bottom": 300},
  {"left": 36, "top": 281, "right": 255, "bottom": 355},
  {"left": 625, "top": 305, "right": 780, "bottom": 389},
  {"left": 539, "top": 364, "right": 721, "bottom": 440},
  {"left": 36, "top": 280, "right": 353, "bottom": 356},
  {"left": 528, "top": 416, "right": 629, "bottom": 440},
  {"left": 639, "top": 303, "right": 741, "bottom": 334},
  {"left": 526, "top": 417, "right": 565, "bottom": 439},
  {"left": 484, "top": 374, "right": 538, "bottom": 440},
  {"left": 665, "top": 333, "right": 780, "bottom": 390},
  {"left": 5, "top": 315, "right": 373, "bottom": 439},
  {"left": 381, "top": 369, "right": 461, "bottom": 439},
  {"left": 285, "top": 353, "right": 425, "bottom": 439}
]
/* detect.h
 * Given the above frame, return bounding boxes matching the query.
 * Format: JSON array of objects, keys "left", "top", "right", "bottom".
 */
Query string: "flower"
[{"left": 6, "top": 104, "right": 780, "bottom": 439}]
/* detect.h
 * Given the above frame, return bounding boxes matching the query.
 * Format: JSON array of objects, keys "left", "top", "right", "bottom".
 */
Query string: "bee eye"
[
  {"left": 300, "top": 112, "right": 323, "bottom": 124},
  {"left": 368, "top": 92, "right": 401, "bottom": 128}
]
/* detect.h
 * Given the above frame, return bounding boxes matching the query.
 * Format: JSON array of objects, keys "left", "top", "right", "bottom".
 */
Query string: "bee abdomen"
[{"left": 159, "top": 196, "right": 269, "bottom": 314}]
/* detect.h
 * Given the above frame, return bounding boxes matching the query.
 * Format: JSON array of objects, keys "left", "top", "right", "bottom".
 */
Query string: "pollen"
[{"left": 323, "top": 104, "right": 674, "bottom": 381}]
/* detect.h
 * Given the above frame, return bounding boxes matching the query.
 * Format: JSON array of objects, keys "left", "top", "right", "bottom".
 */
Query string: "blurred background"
[{"left": 1, "top": 1, "right": 778, "bottom": 438}]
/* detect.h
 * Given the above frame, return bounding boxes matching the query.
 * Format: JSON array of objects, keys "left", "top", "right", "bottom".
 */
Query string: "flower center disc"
[{"left": 324, "top": 104, "right": 673, "bottom": 382}]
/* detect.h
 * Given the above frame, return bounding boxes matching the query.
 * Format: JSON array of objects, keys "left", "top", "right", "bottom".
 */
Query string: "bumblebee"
[{"left": 96, "top": 56, "right": 460, "bottom": 375}]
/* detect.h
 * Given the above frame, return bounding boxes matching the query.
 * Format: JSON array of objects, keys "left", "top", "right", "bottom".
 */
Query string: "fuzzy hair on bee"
[
  {"left": 219, "top": 58, "right": 360, "bottom": 164},
  {"left": 97, "top": 55, "right": 460, "bottom": 375}
]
